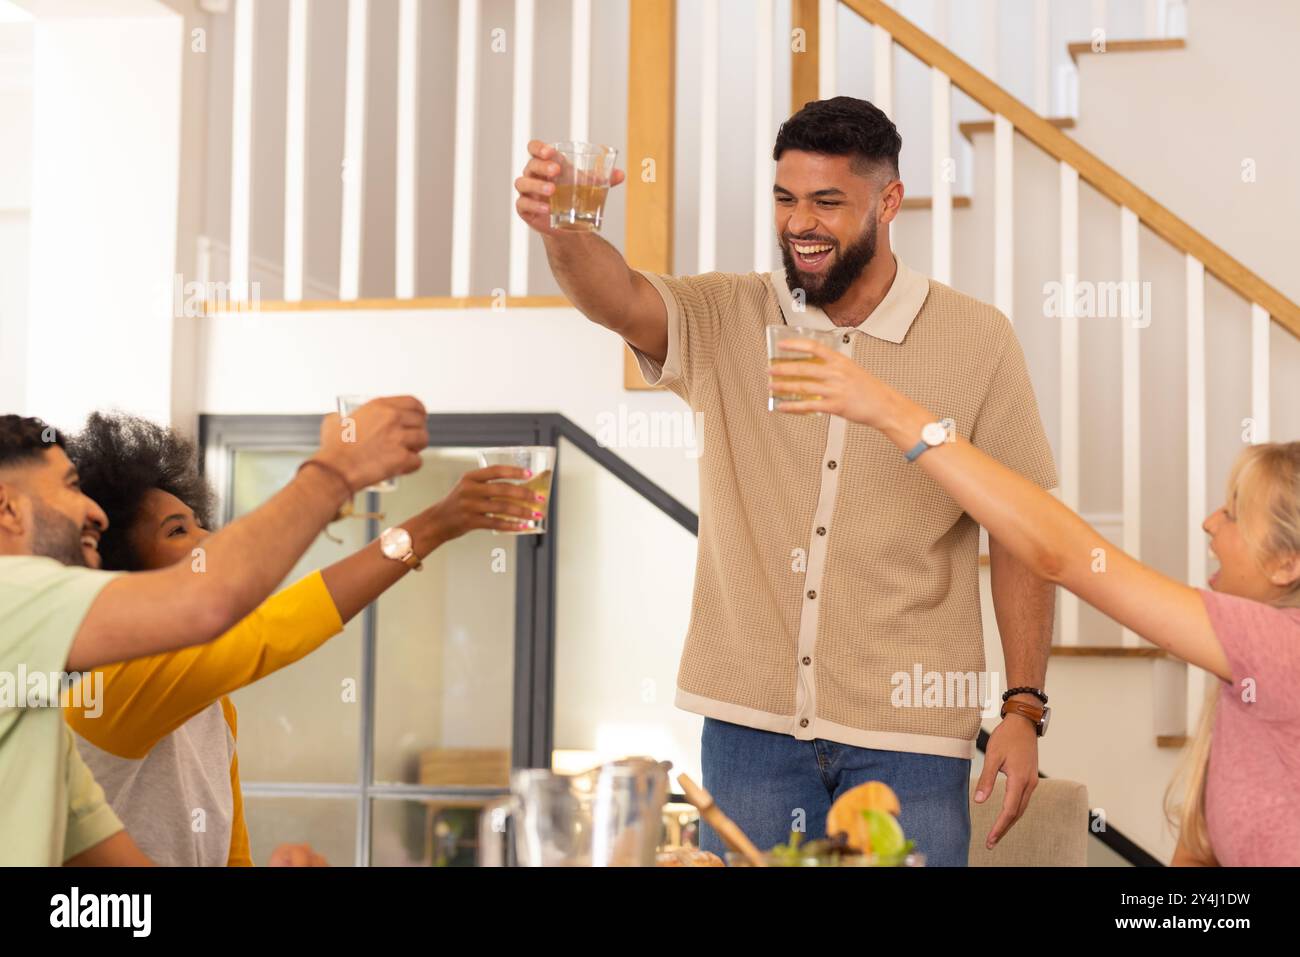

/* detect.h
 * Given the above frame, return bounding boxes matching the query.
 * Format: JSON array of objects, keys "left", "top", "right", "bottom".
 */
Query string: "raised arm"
[
  {"left": 66, "top": 398, "right": 428, "bottom": 672},
  {"left": 514, "top": 139, "right": 668, "bottom": 363},
  {"left": 67, "top": 463, "right": 542, "bottom": 757},
  {"left": 770, "top": 343, "right": 1231, "bottom": 680},
  {"left": 881, "top": 409, "right": 1228, "bottom": 679},
  {"left": 319, "top": 464, "right": 541, "bottom": 621}
]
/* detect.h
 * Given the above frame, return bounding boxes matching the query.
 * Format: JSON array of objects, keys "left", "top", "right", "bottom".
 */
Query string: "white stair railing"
[{"left": 845, "top": 0, "right": 1286, "bottom": 742}]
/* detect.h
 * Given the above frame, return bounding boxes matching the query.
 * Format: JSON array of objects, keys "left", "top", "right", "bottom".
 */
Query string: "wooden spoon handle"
[{"left": 677, "top": 773, "right": 767, "bottom": 867}]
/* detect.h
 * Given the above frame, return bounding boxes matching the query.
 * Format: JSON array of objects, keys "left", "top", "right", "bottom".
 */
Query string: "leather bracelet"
[
  {"left": 296, "top": 458, "right": 354, "bottom": 521},
  {"left": 1002, "top": 686, "right": 1048, "bottom": 705}
]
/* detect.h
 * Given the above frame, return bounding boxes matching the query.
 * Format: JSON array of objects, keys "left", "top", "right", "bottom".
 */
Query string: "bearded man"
[{"left": 514, "top": 96, "right": 1059, "bottom": 865}]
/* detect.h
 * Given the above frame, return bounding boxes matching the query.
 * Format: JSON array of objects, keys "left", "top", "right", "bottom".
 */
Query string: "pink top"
[{"left": 1199, "top": 589, "right": 1300, "bottom": 866}]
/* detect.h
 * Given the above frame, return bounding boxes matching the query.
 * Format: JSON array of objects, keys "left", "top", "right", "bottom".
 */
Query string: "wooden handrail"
[
  {"left": 1068, "top": 38, "right": 1185, "bottom": 63},
  {"left": 840, "top": 0, "right": 1300, "bottom": 340}
]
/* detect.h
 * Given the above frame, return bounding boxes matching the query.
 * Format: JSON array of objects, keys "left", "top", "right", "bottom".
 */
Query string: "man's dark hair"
[
  {"left": 0, "top": 415, "right": 67, "bottom": 469},
  {"left": 67, "top": 412, "right": 216, "bottom": 571},
  {"left": 773, "top": 96, "right": 902, "bottom": 180}
]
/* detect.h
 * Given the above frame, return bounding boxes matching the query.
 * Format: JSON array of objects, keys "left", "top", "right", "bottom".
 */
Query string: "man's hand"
[
  {"left": 316, "top": 396, "right": 429, "bottom": 493},
  {"left": 514, "top": 140, "right": 626, "bottom": 237},
  {"left": 973, "top": 709, "right": 1040, "bottom": 849},
  {"left": 420, "top": 465, "right": 547, "bottom": 546},
  {"left": 269, "top": 842, "right": 329, "bottom": 867}
]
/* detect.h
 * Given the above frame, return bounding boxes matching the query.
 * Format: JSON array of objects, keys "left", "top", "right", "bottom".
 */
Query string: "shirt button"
[
  {"left": 816, "top": 526, "right": 826, "bottom": 536},
  {"left": 802, "top": 656, "right": 811, "bottom": 666},
  {"left": 827, "top": 460, "right": 837, "bottom": 470},
  {"left": 799, "top": 718, "right": 810, "bottom": 728},
  {"left": 807, "top": 590, "right": 817, "bottom": 600},
  {"left": 842, "top": 334, "right": 851, "bottom": 344}
]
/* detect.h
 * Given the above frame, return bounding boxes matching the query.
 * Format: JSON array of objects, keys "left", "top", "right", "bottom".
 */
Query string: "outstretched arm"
[
  {"left": 514, "top": 140, "right": 668, "bottom": 363},
  {"left": 320, "top": 464, "right": 541, "bottom": 621},
  {"left": 67, "top": 399, "right": 428, "bottom": 672},
  {"left": 770, "top": 342, "right": 1230, "bottom": 680},
  {"left": 67, "top": 466, "right": 545, "bottom": 756}
]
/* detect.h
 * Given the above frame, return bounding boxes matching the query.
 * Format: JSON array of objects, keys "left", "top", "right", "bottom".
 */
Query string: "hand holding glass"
[
  {"left": 766, "top": 327, "right": 842, "bottom": 412},
  {"left": 549, "top": 143, "right": 618, "bottom": 233},
  {"left": 476, "top": 447, "right": 556, "bottom": 535},
  {"left": 336, "top": 395, "right": 399, "bottom": 493}
]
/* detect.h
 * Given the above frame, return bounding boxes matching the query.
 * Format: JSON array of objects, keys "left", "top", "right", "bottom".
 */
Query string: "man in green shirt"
[{"left": 0, "top": 403, "right": 428, "bottom": 865}]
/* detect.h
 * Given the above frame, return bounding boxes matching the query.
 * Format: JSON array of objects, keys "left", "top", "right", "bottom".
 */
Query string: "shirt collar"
[{"left": 770, "top": 255, "right": 930, "bottom": 344}]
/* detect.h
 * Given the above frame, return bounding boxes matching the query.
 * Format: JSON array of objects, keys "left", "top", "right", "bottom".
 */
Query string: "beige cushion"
[{"left": 968, "top": 778, "right": 1090, "bottom": 866}]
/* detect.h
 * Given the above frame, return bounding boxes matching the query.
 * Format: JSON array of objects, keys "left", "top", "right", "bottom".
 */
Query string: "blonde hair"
[{"left": 1165, "top": 441, "right": 1300, "bottom": 864}]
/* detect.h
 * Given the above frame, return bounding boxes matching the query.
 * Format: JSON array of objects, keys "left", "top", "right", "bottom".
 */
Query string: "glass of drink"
[
  {"left": 549, "top": 142, "right": 618, "bottom": 233},
  {"left": 476, "top": 446, "right": 557, "bottom": 535},
  {"left": 766, "top": 326, "right": 842, "bottom": 412},
  {"left": 336, "top": 395, "right": 399, "bottom": 493}
]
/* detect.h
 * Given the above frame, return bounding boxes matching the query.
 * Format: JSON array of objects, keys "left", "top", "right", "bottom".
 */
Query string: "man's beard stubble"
[
  {"left": 31, "top": 499, "right": 89, "bottom": 568},
  {"left": 781, "top": 214, "right": 879, "bottom": 310}
]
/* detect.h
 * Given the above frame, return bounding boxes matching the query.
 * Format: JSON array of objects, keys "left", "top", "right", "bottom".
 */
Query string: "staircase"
[{"left": 190, "top": 0, "right": 1299, "bottom": 865}]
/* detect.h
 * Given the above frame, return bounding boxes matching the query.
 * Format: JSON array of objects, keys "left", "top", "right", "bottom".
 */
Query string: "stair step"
[
  {"left": 1068, "top": 37, "right": 1187, "bottom": 63},
  {"left": 959, "top": 116, "right": 1075, "bottom": 144},
  {"left": 1051, "top": 646, "right": 1167, "bottom": 659}
]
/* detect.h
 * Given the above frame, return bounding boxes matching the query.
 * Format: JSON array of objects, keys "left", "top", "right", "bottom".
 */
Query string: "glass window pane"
[
  {"left": 226, "top": 448, "right": 364, "bottom": 784},
  {"left": 243, "top": 795, "right": 358, "bottom": 867},
  {"left": 553, "top": 437, "right": 702, "bottom": 781},
  {"left": 370, "top": 796, "right": 495, "bottom": 867},
  {"left": 373, "top": 448, "right": 517, "bottom": 786}
]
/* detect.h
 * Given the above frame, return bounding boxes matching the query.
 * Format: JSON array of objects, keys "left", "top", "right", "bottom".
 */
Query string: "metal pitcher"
[{"left": 478, "top": 757, "right": 672, "bottom": 866}]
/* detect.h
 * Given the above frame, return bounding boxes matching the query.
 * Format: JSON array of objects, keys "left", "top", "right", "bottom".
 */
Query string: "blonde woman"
[{"left": 770, "top": 340, "right": 1300, "bottom": 866}]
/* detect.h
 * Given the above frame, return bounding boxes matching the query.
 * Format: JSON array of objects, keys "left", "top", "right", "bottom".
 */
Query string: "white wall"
[
  {"left": 23, "top": 0, "right": 183, "bottom": 429},
  {"left": 195, "top": 304, "right": 702, "bottom": 508},
  {"left": 0, "top": 17, "right": 32, "bottom": 414}
]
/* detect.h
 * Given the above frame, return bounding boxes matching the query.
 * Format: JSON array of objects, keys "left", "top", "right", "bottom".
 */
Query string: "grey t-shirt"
[{"left": 75, "top": 701, "right": 236, "bottom": 867}]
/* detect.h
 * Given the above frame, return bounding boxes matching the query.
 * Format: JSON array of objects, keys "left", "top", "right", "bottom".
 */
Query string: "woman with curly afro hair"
[{"left": 65, "top": 411, "right": 545, "bottom": 866}]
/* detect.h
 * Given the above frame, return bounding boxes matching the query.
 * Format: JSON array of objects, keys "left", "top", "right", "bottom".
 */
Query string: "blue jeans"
[{"left": 699, "top": 718, "right": 972, "bottom": 866}]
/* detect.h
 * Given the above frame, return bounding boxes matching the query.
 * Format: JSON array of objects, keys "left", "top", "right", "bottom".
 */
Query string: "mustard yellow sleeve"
[
  {"left": 221, "top": 698, "right": 254, "bottom": 867},
  {"left": 65, "top": 571, "right": 344, "bottom": 759}
]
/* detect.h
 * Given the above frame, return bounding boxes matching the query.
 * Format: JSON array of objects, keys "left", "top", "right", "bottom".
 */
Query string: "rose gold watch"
[{"left": 379, "top": 526, "right": 422, "bottom": 571}]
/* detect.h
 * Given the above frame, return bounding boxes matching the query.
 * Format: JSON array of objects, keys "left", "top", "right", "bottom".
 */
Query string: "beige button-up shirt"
[{"left": 632, "top": 257, "right": 1057, "bottom": 759}]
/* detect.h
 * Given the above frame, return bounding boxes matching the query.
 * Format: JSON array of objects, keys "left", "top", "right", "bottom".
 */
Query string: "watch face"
[
  {"left": 921, "top": 422, "right": 948, "bottom": 447},
  {"left": 1040, "top": 706, "right": 1051, "bottom": 735},
  {"left": 380, "top": 527, "right": 412, "bottom": 559}
]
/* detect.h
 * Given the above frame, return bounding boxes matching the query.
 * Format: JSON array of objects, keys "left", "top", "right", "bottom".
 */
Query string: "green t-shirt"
[{"left": 0, "top": 556, "right": 125, "bottom": 864}]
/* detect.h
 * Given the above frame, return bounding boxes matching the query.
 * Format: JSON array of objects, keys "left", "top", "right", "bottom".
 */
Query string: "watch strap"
[
  {"left": 1000, "top": 700, "right": 1047, "bottom": 737},
  {"left": 904, "top": 439, "right": 931, "bottom": 463}
]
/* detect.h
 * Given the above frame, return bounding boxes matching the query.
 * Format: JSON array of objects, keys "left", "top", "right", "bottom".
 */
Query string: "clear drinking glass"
[
  {"left": 476, "top": 446, "right": 557, "bottom": 535},
  {"left": 549, "top": 142, "right": 618, "bottom": 233},
  {"left": 477, "top": 759, "right": 671, "bottom": 867},
  {"left": 766, "top": 326, "right": 842, "bottom": 412},
  {"left": 336, "top": 394, "right": 398, "bottom": 493}
]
